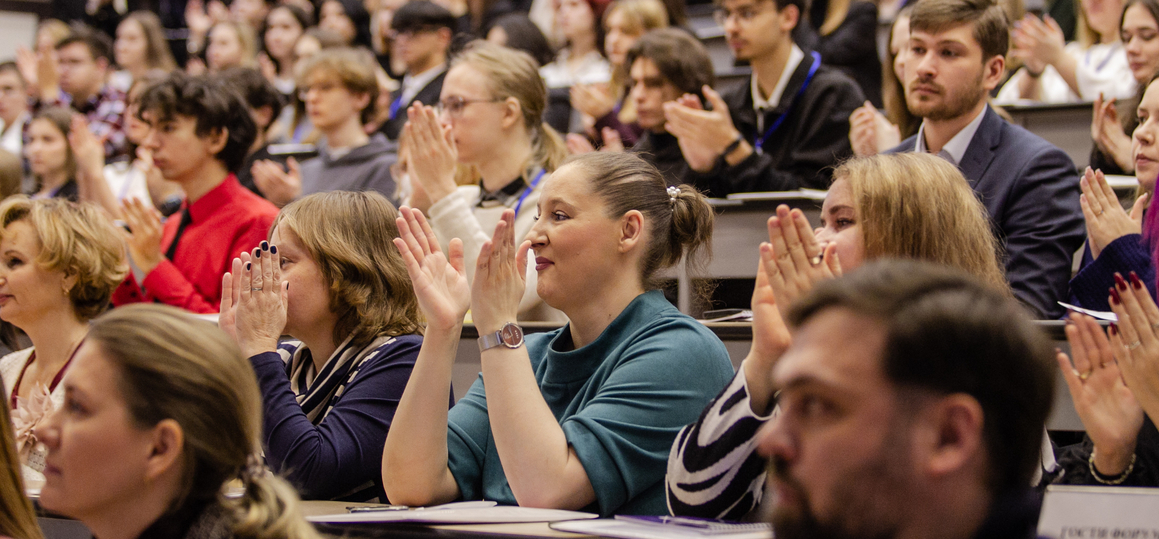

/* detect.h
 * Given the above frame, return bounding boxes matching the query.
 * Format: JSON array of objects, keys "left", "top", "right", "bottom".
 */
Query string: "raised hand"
[
  {"left": 570, "top": 83, "right": 615, "bottom": 120},
  {"left": 1060, "top": 312, "right": 1144, "bottom": 475},
  {"left": 470, "top": 209, "right": 528, "bottom": 334},
  {"left": 1080, "top": 167, "right": 1148, "bottom": 259},
  {"left": 599, "top": 127, "right": 625, "bottom": 153},
  {"left": 225, "top": 242, "right": 289, "bottom": 358},
  {"left": 1092, "top": 95, "right": 1134, "bottom": 172},
  {"left": 68, "top": 115, "right": 106, "bottom": 180},
  {"left": 250, "top": 158, "right": 301, "bottom": 207},
  {"left": 393, "top": 206, "right": 470, "bottom": 331},
  {"left": 848, "top": 102, "right": 880, "bottom": 158},
  {"left": 743, "top": 250, "right": 793, "bottom": 414},
  {"left": 664, "top": 86, "right": 747, "bottom": 172},
  {"left": 763, "top": 205, "right": 841, "bottom": 317},
  {"left": 1107, "top": 271, "right": 1159, "bottom": 426},
  {"left": 405, "top": 103, "right": 458, "bottom": 204},
  {"left": 121, "top": 197, "right": 165, "bottom": 274},
  {"left": 566, "top": 133, "right": 597, "bottom": 155}
]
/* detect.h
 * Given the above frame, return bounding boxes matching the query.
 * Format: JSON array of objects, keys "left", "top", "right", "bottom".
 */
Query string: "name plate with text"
[{"left": 1038, "top": 485, "right": 1159, "bottom": 538}]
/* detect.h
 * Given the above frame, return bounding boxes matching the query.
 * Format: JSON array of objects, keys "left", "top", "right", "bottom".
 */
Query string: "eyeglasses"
[
  {"left": 436, "top": 96, "right": 504, "bottom": 118},
  {"left": 388, "top": 26, "right": 441, "bottom": 40},
  {"left": 712, "top": 4, "right": 773, "bottom": 25}
]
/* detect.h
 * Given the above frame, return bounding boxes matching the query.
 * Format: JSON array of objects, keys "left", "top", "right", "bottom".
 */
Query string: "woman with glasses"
[{"left": 404, "top": 41, "right": 568, "bottom": 321}]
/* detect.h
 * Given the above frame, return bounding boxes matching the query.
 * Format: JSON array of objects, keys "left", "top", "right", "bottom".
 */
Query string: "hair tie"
[
  {"left": 240, "top": 453, "right": 267, "bottom": 484},
  {"left": 667, "top": 186, "right": 680, "bottom": 206}
]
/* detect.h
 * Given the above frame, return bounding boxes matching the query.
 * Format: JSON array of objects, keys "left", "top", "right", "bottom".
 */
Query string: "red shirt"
[{"left": 112, "top": 175, "right": 278, "bottom": 313}]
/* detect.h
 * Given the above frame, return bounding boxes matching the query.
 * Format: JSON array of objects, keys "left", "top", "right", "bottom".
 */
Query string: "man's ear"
[
  {"left": 95, "top": 56, "right": 110, "bottom": 73},
  {"left": 915, "top": 393, "right": 985, "bottom": 479},
  {"left": 778, "top": 4, "right": 800, "bottom": 34},
  {"left": 437, "top": 27, "right": 453, "bottom": 49},
  {"left": 253, "top": 105, "right": 275, "bottom": 131},
  {"left": 500, "top": 97, "right": 522, "bottom": 130},
  {"left": 354, "top": 91, "right": 373, "bottom": 115},
  {"left": 206, "top": 127, "right": 230, "bottom": 155},
  {"left": 619, "top": 209, "right": 644, "bottom": 253},
  {"left": 144, "top": 419, "right": 184, "bottom": 482},
  {"left": 982, "top": 55, "right": 1006, "bottom": 92}
]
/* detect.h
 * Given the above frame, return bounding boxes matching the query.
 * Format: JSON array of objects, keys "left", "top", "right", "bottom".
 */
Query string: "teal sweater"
[{"left": 446, "top": 290, "right": 735, "bottom": 516}]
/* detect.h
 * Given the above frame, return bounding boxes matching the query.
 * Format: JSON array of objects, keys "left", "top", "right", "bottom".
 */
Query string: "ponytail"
[
  {"left": 532, "top": 122, "right": 569, "bottom": 173},
  {"left": 229, "top": 461, "right": 321, "bottom": 539},
  {"left": 566, "top": 152, "right": 714, "bottom": 288}
]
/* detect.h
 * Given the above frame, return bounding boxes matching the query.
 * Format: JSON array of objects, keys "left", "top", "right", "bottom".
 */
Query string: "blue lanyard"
[
  {"left": 513, "top": 169, "right": 547, "bottom": 218},
  {"left": 755, "top": 51, "right": 822, "bottom": 154},
  {"left": 1084, "top": 43, "right": 1119, "bottom": 72},
  {"left": 388, "top": 95, "right": 405, "bottom": 120}
]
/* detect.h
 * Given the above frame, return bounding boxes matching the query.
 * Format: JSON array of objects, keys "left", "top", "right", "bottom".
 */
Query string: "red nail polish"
[
  {"left": 1110, "top": 323, "right": 1118, "bottom": 335},
  {"left": 1115, "top": 273, "right": 1128, "bottom": 291},
  {"left": 1130, "top": 271, "right": 1143, "bottom": 289},
  {"left": 1110, "top": 287, "right": 1122, "bottom": 305}
]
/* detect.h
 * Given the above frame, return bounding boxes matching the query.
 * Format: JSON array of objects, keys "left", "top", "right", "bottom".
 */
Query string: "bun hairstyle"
[
  {"left": 567, "top": 152, "right": 713, "bottom": 287},
  {"left": 88, "top": 304, "right": 321, "bottom": 539},
  {"left": 450, "top": 41, "right": 568, "bottom": 174}
]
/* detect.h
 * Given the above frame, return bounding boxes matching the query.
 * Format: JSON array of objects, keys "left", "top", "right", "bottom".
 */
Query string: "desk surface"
[{"left": 303, "top": 501, "right": 592, "bottom": 538}]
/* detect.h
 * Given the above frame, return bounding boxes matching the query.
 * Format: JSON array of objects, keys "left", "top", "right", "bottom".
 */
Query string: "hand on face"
[
  {"left": 404, "top": 103, "right": 459, "bottom": 204},
  {"left": 471, "top": 209, "right": 529, "bottom": 334},
  {"left": 221, "top": 242, "right": 289, "bottom": 357},
  {"left": 763, "top": 205, "right": 842, "bottom": 318},
  {"left": 392, "top": 206, "right": 470, "bottom": 332},
  {"left": 1059, "top": 312, "right": 1144, "bottom": 475},
  {"left": 1080, "top": 167, "right": 1147, "bottom": 259}
]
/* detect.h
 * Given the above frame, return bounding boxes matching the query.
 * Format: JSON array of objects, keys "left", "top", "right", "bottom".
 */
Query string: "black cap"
[{"left": 391, "top": 1, "right": 456, "bottom": 33}]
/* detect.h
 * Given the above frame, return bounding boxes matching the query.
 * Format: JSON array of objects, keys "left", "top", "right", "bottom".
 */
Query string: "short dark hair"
[
  {"left": 215, "top": 67, "right": 285, "bottom": 128},
  {"left": 625, "top": 28, "right": 715, "bottom": 99},
  {"left": 0, "top": 62, "right": 22, "bottom": 84},
  {"left": 716, "top": 0, "right": 805, "bottom": 24},
  {"left": 392, "top": 1, "right": 456, "bottom": 33},
  {"left": 56, "top": 29, "right": 114, "bottom": 64},
  {"left": 135, "top": 72, "right": 257, "bottom": 173},
  {"left": 787, "top": 260, "right": 1054, "bottom": 493},
  {"left": 910, "top": 0, "right": 1009, "bottom": 60}
]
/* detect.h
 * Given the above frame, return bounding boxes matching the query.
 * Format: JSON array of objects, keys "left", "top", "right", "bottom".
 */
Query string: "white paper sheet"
[{"left": 307, "top": 506, "right": 598, "bottom": 524}]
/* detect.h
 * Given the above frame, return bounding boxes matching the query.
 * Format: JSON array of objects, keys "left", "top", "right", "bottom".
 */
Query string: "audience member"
[
  {"left": 110, "top": 12, "right": 178, "bottom": 93},
  {"left": 217, "top": 67, "right": 287, "bottom": 196},
  {"left": 383, "top": 152, "right": 734, "bottom": 515},
  {"left": 320, "top": 0, "right": 374, "bottom": 49},
  {"left": 206, "top": 21, "right": 259, "bottom": 72},
  {"left": 485, "top": 13, "right": 555, "bottom": 66},
  {"left": 0, "top": 386, "right": 42, "bottom": 539},
  {"left": 1049, "top": 311, "right": 1159, "bottom": 486},
  {"left": 261, "top": 4, "right": 312, "bottom": 95},
  {"left": 849, "top": 11, "right": 918, "bottom": 157},
  {"left": 663, "top": 0, "right": 864, "bottom": 196},
  {"left": 231, "top": 0, "right": 274, "bottom": 29},
  {"left": 109, "top": 72, "right": 184, "bottom": 215},
  {"left": 405, "top": 41, "right": 568, "bottom": 321},
  {"left": 184, "top": 0, "right": 232, "bottom": 70},
  {"left": 1068, "top": 74, "right": 1159, "bottom": 310},
  {"left": 31, "top": 31, "right": 130, "bottom": 163},
  {"left": 800, "top": 0, "right": 883, "bottom": 106},
  {"left": 757, "top": 260, "right": 1053, "bottom": 539},
  {"left": 112, "top": 72, "right": 278, "bottom": 313},
  {"left": 35, "top": 304, "right": 324, "bottom": 539},
  {"left": 893, "top": 0, "right": 1084, "bottom": 319},
  {"left": 0, "top": 63, "right": 27, "bottom": 158},
  {"left": 251, "top": 48, "right": 397, "bottom": 206},
  {"left": 268, "top": 28, "right": 346, "bottom": 144},
  {"left": 541, "top": 0, "right": 613, "bottom": 132},
  {"left": 1090, "top": 0, "right": 1159, "bottom": 175},
  {"left": 25, "top": 108, "right": 79, "bottom": 200},
  {"left": 570, "top": 0, "right": 668, "bottom": 148},
  {"left": 668, "top": 152, "right": 1009, "bottom": 519},
  {"left": 378, "top": 1, "right": 455, "bottom": 141},
  {"left": 568, "top": 29, "right": 715, "bottom": 186},
  {"left": 69, "top": 112, "right": 152, "bottom": 216},
  {"left": 997, "top": 0, "right": 1134, "bottom": 103},
  {"left": 0, "top": 197, "right": 126, "bottom": 486},
  {"left": 34, "top": 19, "right": 71, "bottom": 53},
  {"left": 220, "top": 191, "right": 430, "bottom": 502}
]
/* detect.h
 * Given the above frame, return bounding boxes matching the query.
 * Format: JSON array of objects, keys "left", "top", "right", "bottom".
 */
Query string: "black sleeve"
[{"left": 1049, "top": 417, "right": 1159, "bottom": 487}]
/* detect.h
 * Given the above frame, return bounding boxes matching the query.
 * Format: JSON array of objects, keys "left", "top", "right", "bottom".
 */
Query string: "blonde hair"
[
  {"left": 123, "top": 11, "right": 178, "bottom": 71},
  {"left": 271, "top": 192, "right": 423, "bottom": 348},
  {"left": 604, "top": 0, "right": 668, "bottom": 101},
  {"left": 89, "top": 304, "right": 322, "bottom": 539},
  {"left": 836, "top": 153, "right": 1009, "bottom": 293},
  {"left": 451, "top": 41, "right": 568, "bottom": 175},
  {"left": 297, "top": 47, "right": 380, "bottom": 124},
  {"left": 211, "top": 21, "right": 258, "bottom": 68},
  {"left": 0, "top": 386, "right": 42, "bottom": 539},
  {"left": 0, "top": 197, "right": 128, "bottom": 321},
  {"left": 817, "top": 0, "right": 852, "bottom": 35}
]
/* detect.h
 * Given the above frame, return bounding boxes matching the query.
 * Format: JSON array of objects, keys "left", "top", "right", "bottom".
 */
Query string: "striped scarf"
[{"left": 279, "top": 334, "right": 396, "bottom": 425}]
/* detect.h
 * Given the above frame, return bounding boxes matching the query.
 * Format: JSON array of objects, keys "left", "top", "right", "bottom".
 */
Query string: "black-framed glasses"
[{"left": 436, "top": 96, "right": 504, "bottom": 118}]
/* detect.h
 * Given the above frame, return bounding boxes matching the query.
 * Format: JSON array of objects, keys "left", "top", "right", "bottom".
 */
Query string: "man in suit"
[
  {"left": 892, "top": 0, "right": 1084, "bottom": 319},
  {"left": 378, "top": 1, "right": 454, "bottom": 141}
]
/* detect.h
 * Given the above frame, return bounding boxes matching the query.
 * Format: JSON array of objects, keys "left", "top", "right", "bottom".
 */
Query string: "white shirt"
[
  {"left": 752, "top": 44, "right": 805, "bottom": 114},
  {"left": 399, "top": 63, "right": 446, "bottom": 106},
  {"left": 540, "top": 49, "right": 611, "bottom": 88},
  {"left": 995, "top": 41, "right": 1136, "bottom": 104},
  {"left": 914, "top": 104, "right": 988, "bottom": 166},
  {"left": 0, "top": 112, "right": 27, "bottom": 156}
]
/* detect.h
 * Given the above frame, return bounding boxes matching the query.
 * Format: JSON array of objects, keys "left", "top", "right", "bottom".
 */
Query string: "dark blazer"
[
  {"left": 378, "top": 70, "right": 447, "bottom": 141},
  {"left": 891, "top": 106, "right": 1085, "bottom": 319},
  {"left": 688, "top": 51, "right": 865, "bottom": 198}
]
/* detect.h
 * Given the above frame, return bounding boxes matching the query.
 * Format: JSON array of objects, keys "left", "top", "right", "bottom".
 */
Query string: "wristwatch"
[{"left": 478, "top": 322, "right": 525, "bottom": 352}]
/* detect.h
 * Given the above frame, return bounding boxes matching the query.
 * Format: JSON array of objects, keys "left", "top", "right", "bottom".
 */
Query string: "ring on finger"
[
  {"left": 1128, "top": 340, "right": 1143, "bottom": 350},
  {"left": 1078, "top": 370, "right": 1091, "bottom": 381},
  {"left": 810, "top": 255, "right": 822, "bottom": 266},
  {"left": 250, "top": 287, "right": 262, "bottom": 292}
]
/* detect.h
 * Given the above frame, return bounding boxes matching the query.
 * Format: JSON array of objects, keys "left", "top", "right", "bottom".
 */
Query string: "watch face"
[{"left": 499, "top": 323, "right": 523, "bottom": 347}]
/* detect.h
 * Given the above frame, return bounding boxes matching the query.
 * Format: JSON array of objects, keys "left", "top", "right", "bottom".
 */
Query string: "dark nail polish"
[
  {"left": 1111, "top": 287, "right": 1122, "bottom": 305},
  {"left": 1110, "top": 323, "right": 1118, "bottom": 335},
  {"left": 270, "top": 245, "right": 277, "bottom": 255},
  {"left": 1115, "top": 273, "right": 1128, "bottom": 290},
  {"left": 245, "top": 262, "right": 251, "bottom": 271},
  {"left": 255, "top": 250, "right": 261, "bottom": 259},
  {"left": 261, "top": 241, "right": 269, "bottom": 251},
  {"left": 1130, "top": 271, "right": 1142, "bottom": 289}
]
